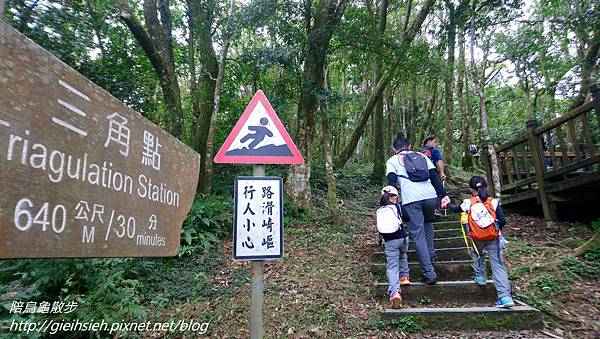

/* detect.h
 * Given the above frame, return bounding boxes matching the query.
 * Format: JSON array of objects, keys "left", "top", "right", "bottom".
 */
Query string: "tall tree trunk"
[
  {"left": 457, "top": 27, "right": 473, "bottom": 170},
  {"left": 320, "top": 69, "right": 340, "bottom": 223},
  {"left": 470, "top": 2, "right": 500, "bottom": 197},
  {"left": 372, "top": 0, "right": 389, "bottom": 182},
  {"left": 408, "top": 81, "right": 417, "bottom": 143},
  {"left": 515, "top": 60, "right": 533, "bottom": 120},
  {"left": 417, "top": 79, "right": 439, "bottom": 145},
  {"left": 187, "top": 2, "right": 199, "bottom": 140},
  {"left": 203, "top": 1, "right": 235, "bottom": 194},
  {"left": 13, "top": 0, "right": 40, "bottom": 34},
  {"left": 335, "top": 0, "right": 437, "bottom": 168},
  {"left": 334, "top": 71, "right": 348, "bottom": 156},
  {"left": 443, "top": 0, "right": 456, "bottom": 169},
  {"left": 286, "top": 0, "right": 350, "bottom": 210},
  {"left": 547, "top": 87, "right": 557, "bottom": 121},
  {"left": 570, "top": 31, "right": 600, "bottom": 110},
  {"left": 187, "top": 0, "right": 218, "bottom": 192},
  {"left": 84, "top": 0, "right": 107, "bottom": 59},
  {"left": 385, "top": 85, "right": 395, "bottom": 148},
  {"left": 465, "top": 73, "right": 476, "bottom": 170},
  {"left": 117, "top": 0, "right": 184, "bottom": 139}
]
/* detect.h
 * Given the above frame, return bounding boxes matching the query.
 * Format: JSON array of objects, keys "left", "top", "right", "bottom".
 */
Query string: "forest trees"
[
  {"left": 3, "top": 0, "right": 598, "bottom": 211},
  {"left": 284, "top": 0, "right": 350, "bottom": 210},
  {"left": 116, "top": 0, "right": 185, "bottom": 139}
]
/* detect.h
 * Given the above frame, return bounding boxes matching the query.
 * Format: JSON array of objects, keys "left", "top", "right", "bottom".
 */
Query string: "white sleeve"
[
  {"left": 491, "top": 198, "right": 499, "bottom": 210},
  {"left": 460, "top": 199, "right": 471, "bottom": 212},
  {"left": 386, "top": 156, "right": 398, "bottom": 175}
]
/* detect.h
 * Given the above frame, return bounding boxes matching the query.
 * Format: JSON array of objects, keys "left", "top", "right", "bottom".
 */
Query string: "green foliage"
[
  {"left": 365, "top": 316, "right": 423, "bottom": 333},
  {"left": 584, "top": 246, "right": 600, "bottom": 263},
  {"left": 530, "top": 275, "right": 566, "bottom": 295},
  {"left": 514, "top": 291, "right": 555, "bottom": 315},
  {"left": 390, "top": 317, "right": 424, "bottom": 333},
  {"left": 561, "top": 256, "right": 600, "bottom": 280},
  {"left": 283, "top": 198, "right": 310, "bottom": 226},
  {"left": 179, "top": 194, "right": 231, "bottom": 256},
  {"left": 591, "top": 219, "right": 600, "bottom": 232},
  {"left": 561, "top": 236, "right": 586, "bottom": 248},
  {"left": 0, "top": 258, "right": 148, "bottom": 336}
]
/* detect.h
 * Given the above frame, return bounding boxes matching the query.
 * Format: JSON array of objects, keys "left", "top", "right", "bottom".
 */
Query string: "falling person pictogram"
[
  {"left": 239, "top": 118, "right": 273, "bottom": 150},
  {"left": 224, "top": 115, "right": 294, "bottom": 157}
]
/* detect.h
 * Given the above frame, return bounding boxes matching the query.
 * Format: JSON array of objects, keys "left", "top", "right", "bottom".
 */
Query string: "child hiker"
[
  {"left": 448, "top": 176, "right": 515, "bottom": 308},
  {"left": 376, "top": 186, "right": 410, "bottom": 309}
]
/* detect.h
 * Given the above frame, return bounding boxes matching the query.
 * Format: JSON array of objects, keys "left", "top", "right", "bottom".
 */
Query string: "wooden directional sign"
[
  {"left": 0, "top": 22, "right": 200, "bottom": 258},
  {"left": 214, "top": 90, "right": 304, "bottom": 164}
]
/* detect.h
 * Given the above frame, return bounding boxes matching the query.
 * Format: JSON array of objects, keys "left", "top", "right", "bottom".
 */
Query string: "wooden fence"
[{"left": 483, "top": 84, "right": 600, "bottom": 221}]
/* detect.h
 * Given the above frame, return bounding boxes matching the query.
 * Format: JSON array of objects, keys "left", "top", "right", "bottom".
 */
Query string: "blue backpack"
[{"left": 399, "top": 152, "right": 430, "bottom": 182}]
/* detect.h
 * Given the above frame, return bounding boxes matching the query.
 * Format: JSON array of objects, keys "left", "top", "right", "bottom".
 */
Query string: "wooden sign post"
[{"left": 0, "top": 22, "right": 200, "bottom": 258}]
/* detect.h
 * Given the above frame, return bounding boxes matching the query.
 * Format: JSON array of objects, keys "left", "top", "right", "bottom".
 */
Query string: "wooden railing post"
[{"left": 526, "top": 119, "right": 557, "bottom": 221}]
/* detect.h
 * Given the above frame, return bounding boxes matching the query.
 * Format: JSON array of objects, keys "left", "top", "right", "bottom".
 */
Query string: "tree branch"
[
  {"left": 117, "top": 0, "right": 164, "bottom": 77},
  {"left": 158, "top": 0, "right": 174, "bottom": 61}
]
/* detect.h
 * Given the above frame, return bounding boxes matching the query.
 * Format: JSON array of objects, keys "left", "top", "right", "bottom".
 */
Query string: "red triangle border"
[{"left": 214, "top": 90, "right": 304, "bottom": 164}]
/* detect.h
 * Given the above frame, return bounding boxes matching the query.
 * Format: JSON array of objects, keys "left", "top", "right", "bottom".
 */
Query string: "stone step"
[
  {"left": 371, "top": 260, "right": 491, "bottom": 281},
  {"left": 370, "top": 247, "right": 473, "bottom": 262},
  {"left": 408, "top": 236, "right": 466, "bottom": 250},
  {"left": 374, "top": 229, "right": 463, "bottom": 249},
  {"left": 373, "top": 280, "right": 497, "bottom": 303},
  {"left": 435, "top": 210, "right": 458, "bottom": 221},
  {"left": 432, "top": 227, "right": 463, "bottom": 237},
  {"left": 380, "top": 303, "right": 543, "bottom": 331},
  {"left": 430, "top": 220, "right": 461, "bottom": 230}
]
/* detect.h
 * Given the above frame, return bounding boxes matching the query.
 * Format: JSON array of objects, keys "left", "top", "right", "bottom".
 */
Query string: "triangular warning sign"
[{"left": 214, "top": 90, "right": 304, "bottom": 164}]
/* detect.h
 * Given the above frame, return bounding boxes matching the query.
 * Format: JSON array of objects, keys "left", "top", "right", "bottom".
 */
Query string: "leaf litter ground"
[{"left": 151, "top": 185, "right": 598, "bottom": 338}]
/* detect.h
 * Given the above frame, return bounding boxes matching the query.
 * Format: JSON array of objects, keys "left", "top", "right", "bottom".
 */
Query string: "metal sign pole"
[{"left": 250, "top": 164, "right": 265, "bottom": 339}]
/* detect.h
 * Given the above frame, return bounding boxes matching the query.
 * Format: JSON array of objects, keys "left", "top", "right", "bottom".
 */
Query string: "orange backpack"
[{"left": 467, "top": 197, "right": 500, "bottom": 241}]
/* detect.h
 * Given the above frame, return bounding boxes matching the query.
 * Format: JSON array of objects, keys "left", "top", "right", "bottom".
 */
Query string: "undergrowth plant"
[
  {"left": 179, "top": 194, "right": 231, "bottom": 256},
  {"left": 0, "top": 258, "right": 148, "bottom": 337}
]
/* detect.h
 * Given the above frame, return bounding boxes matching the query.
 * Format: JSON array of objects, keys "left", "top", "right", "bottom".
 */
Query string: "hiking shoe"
[
  {"left": 495, "top": 296, "right": 515, "bottom": 308},
  {"left": 421, "top": 277, "right": 437, "bottom": 285},
  {"left": 400, "top": 277, "right": 411, "bottom": 285},
  {"left": 474, "top": 276, "right": 487, "bottom": 286},
  {"left": 389, "top": 291, "right": 402, "bottom": 309}
]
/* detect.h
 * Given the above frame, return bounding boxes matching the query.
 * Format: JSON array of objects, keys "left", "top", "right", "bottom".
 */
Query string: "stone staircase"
[{"left": 370, "top": 215, "right": 544, "bottom": 331}]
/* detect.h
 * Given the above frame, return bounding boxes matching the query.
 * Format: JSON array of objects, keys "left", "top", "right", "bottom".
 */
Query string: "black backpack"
[{"left": 399, "top": 152, "right": 430, "bottom": 182}]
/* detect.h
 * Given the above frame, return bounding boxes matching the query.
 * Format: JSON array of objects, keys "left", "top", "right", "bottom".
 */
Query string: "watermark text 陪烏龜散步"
[{"left": 8, "top": 301, "right": 209, "bottom": 335}]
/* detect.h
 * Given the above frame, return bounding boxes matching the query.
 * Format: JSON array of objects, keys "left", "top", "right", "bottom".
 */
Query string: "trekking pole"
[{"left": 460, "top": 212, "right": 479, "bottom": 258}]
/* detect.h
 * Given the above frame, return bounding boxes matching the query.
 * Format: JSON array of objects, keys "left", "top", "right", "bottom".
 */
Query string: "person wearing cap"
[
  {"left": 376, "top": 185, "right": 410, "bottom": 308},
  {"left": 386, "top": 137, "right": 451, "bottom": 285}
]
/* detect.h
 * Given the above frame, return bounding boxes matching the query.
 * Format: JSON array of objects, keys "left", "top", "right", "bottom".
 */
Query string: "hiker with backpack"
[
  {"left": 421, "top": 136, "right": 446, "bottom": 217},
  {"left": 447, "top": 176, "right": 515, "bottom": 308},
  {"left": 376, "top": 185, "right": 410, "bottom": 309},
  {"left": 421, "top": 136, "right": 446, "bottom": 182},
  {"left": 386, "top": 137, "right": 451, "bottom": 285}
]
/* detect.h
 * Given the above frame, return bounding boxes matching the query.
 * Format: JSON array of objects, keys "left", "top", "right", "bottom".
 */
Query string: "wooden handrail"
[
  {"left": 487, "top": 83, "right": 600, "bottom": 222},
  {"left": 495, "top": 135, "right": 528, "bottom": 153},
  {"left": 501, "top": 177, "right": 536, "bottom": 192},
  {"left": 497, "top": 151, "right": 577, "bottom": 158},
  {"left": 543, "top": 155, "right": 600, "bottom": 180},
  {"left": 534, "top": 100, "right": 596, "bottom": 136}
]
